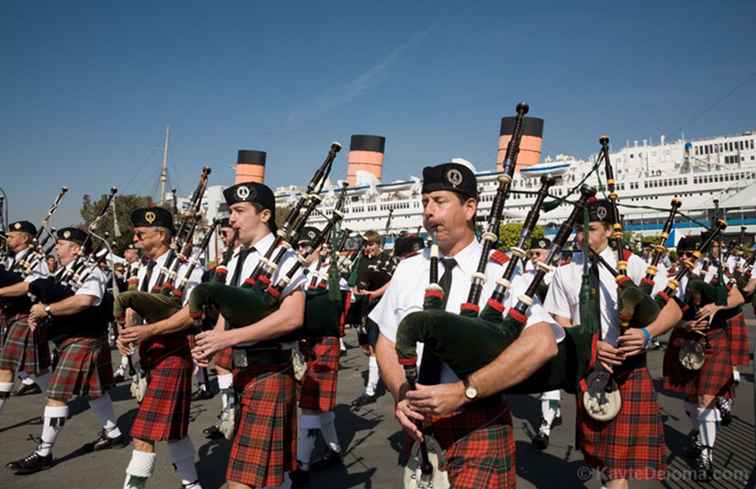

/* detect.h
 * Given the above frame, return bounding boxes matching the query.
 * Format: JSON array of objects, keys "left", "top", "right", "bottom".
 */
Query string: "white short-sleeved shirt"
[
  {"left": 544, "top": 247, "right": 669, "bottom": 347},
  {"left": 6, "top": 247, "right": 50, "bottom": 283},
  {"left": 137, "top": 249, "right": 204, "bottom": 307},
  {"left": 59, "top": 260, "right": 108, "bottom": 307},
  {"left": 370, "top": 239, "right": 560, "bottom": 384}
]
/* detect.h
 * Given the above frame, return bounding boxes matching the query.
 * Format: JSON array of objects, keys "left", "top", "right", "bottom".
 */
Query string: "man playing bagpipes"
[
  {"left": 544, "top": 199, "right": 684, "bottom": 487},
  {"left": 113, "top": 244, "right": 142, "bottom": 383},
  {"left": 291, "top": 227, "right": 346, "bottom": 488},
  {"left": 525, "top": 237, "right": 564, "bottom": 450},
  {"left": 7, "top": 227, "right": 126, "bottom": 475},
  {"left": 188, "top": 181, "right": 308, "bottom": 489},
  {"left": 372, "top": 162, "right": 562, "bottom": 489},
  {"left": 351, "top": 229, "right": 397, "bottom": 409},
  {"left": 661, "top": 235, "right": 746, "bottom": 479},
  {"left": 115, "top": 207, "right": 205, "bottom": 489},
  {"left": 0, "top": 220, "right": 51, "bottom": 412}
]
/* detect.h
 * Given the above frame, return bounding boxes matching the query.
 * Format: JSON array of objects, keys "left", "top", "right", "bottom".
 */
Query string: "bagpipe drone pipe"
[
  {"left": 112, "top": 168, "right": 213, "bottom": 326},
  {"left": 187, "top": 143, "right": 344, "bottom": 337}
]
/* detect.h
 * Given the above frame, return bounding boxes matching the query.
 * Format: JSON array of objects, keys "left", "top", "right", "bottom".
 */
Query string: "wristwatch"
[
  {"left": 463, "top": 376, "right": 478, "bottom": 401},
  {"left": 44, "top": 305, "right": 53, "bottom": 317}
]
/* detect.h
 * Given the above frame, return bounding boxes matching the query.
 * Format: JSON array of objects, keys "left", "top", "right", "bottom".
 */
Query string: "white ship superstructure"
[{"left": 275, "top": 131, "right": 756, "bottom": 245}]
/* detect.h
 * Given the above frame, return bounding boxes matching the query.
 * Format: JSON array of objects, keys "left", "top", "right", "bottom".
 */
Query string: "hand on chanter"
[
  {"left": 617, "top": 328, "right": 646, "bottom": 357},
  {"left": 395, "top": 383, "right": 425, "bottom": 442},
  {"left": 193, "top": 328, "right": 233, "bottom": 362},
  {"left": 596, "top": 340, "right": 624, "bottom": 373},
  {"left": 406, "top": 381, "right": 466, "bottom": 418}
]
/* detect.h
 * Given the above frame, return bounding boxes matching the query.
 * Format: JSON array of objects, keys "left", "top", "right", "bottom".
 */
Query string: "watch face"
[{"left": 465, "top": 386, "right": 477, "bottom": 399}]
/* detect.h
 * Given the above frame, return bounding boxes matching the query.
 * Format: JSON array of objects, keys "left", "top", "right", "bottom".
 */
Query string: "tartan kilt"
[
  {"left": 663, "top": 327, "right": 733, "bottom": 397},
  {"left": 48, "top": 336, "right": 113, "bottom": 402},
  {"left": 726, "top": 312, "right": 751, "bottom": 367},
  {"left": 0, "top": 316, "right": 50, "bottom": 375},
  {"left": 404, "top": 397, "right": 515, "bottom": 489},
  {"left": 214, "top": 346, "right": 233, "bottom": 371},
  {"left": 577, "top": 360, "right": 666, "bottom": 481},
  {"left": 298, "top": 337, "right": 340, "bottom": 412},
  {"left": 130, "top": 339, "right": 192, "bottom": 442},
  {"left": 228, "top": 362, "right": 297, "bottom": 488}
]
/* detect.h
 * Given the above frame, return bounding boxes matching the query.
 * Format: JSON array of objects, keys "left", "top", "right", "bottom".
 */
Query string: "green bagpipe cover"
[
  {"left": 187, "top": 281, "right": 278, "bottom": 330},
  {"left": 300, "top": 287, "right": 343, "bottom": 339},
  {"left": 113, "top": 289, "right": 183, "bottom": 324}
]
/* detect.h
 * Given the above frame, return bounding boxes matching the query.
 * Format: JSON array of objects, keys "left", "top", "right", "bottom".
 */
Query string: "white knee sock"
[
  {"left": 732, "top": 368, "right": 741, "bottom": 384},
  {"left": 168, "top": 437, "right": 201, "bottom": 488},
  {"left": 339, "top": 338, "right": 346, "bottom": 352},
  {"left": 697, "top": 407, "right": 720, "bottom": 449},
  {"left": 35, "top": 371, "right": 51, "bottom": 394},
  {"left": 217, "top": 373, "right": 234, "bottom": 410},
  {"left": 540, "top": 399, "right": 558, "bottom": 435},
  {"left": 37, "top": 405, "right": 69, "bottom": 456},
  {"left": 297, "top": 414, "right": 320, "bottom": 470},
  {"left": 19, "top": 372, "right": 35, "bottom": 385},
  {"left": 124, "top": 450, "right": 156, "bottom": 489},
  {"left": 319, "top": 411, "right": 341, "bottom": 453},
  {"left": 89, "top": 393, "right": 122, "bottom": 438},
  {"left": 0, "top": 381, "right": 13, "bottom": 412},
  {"left": 366, "top": 355, "right": 379, "bottom": 396}
]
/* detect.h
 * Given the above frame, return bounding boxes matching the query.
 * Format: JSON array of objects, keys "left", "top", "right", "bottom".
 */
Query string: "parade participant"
[
  {"left": 351, "top": 230, "right": 396, "bottom": 408},
  {"left": 0, "top": 221, "right": 50, "bottom": 412},
  {"left": 662, "top": 236, "right": 745, "bottom": 480},
  {"left": 190, "top": 182, "right": 307, "bottom": 489},
  {"left": 7, "top": 227, "right": 126, "bottom": 475},
  {"left": 116, "top": 207, "right": 204, "bottom": 489},
  {"left": 198, "top": 216, "right": 240, "bottom": 437},
  {"left": 113, "top": 243, "right": 141, "bottom": 383},
  {"left": 373, "top": 162, "right": 560, "bottom": 489},
  {"left": 544, "top": 199, "right": 684, "bottom": 487},
  {"left": 191, "top": 217, "right": 238, "bottom": 405},
  {"left": 291, "top": 228, "right": 344, "bottom": 488},
  {"left": 525, "top": 237, "right": 563, "bottom": 450}
]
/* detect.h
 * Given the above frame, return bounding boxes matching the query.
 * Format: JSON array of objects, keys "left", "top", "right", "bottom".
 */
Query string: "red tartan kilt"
[
  {"left": 577, "top": 363, "right": 666, "bottom": 481},
  {"left": 298, "top": 337, "right": 339, "bottom": 412},
  {"left": 403, "top": 398, "right": 515, "bottom": 489},
  {"left": 214, "top": 347, "right": 233, "bottom": 371},
  {"left": 663, "top": 327, "right": 733, "bottom": 397},
  {"left": 0, "top": 316, "right": 50, "bottom": 375},
  {"left": 726, "top": 312, "right": 751, "bottom": 367},
  {"left": 228, "top": 363, "right": 297, "bottom": 488},
  {"left": 48, "top": 336, "right": 112, "bottom": 402},
  {"left": 130, "top": 348, "right": 192, "bottom": 442}
]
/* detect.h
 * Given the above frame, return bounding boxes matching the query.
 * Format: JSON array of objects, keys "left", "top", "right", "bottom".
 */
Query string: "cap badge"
[
  {"left": 446, "top": 169, "right": 463, "bottom": 188},
  {"left": 145, "top": 211, "right": 157, "bottom": 224},
  {"left": 596, "top": 206, "right": 608, "bottom": 220},
  {"left": 63, "top": 230, "right": 71, "bottom": 239},
  {"left": 236, "top": 185, "right": 251, "bottom": 200},
  {"left": 13, "top": 223, "right": 21, "bottom": 230}
]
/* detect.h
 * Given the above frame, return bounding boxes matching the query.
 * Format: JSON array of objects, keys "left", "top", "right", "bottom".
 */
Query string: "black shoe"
[
  {"left": 14, "top": 383, "right": 41, "bottom": 397},
  {"left": 533, "top": 432, "right": 549, "bottom": 450},
  {"left": 552, "top": 414, "right": 562, "bottom": 428},
  {"left": 86, "top": 429, "right": 129, "bottom": 451},
  {"left": 692, "top": 448, "right": 713, "bottom": 481},
  {"left": 203, "top": 424, "right": 223, "bottom": 440},
  {"left": 311, "top": 448, "right": 342, "bottom": 471},
  {"left": 351, "top": 393, "right": 376, "bottom": 409},
  {"left": 191, "top": 388, "right": 214, "bottom": 402},
  {"left": 290, "top": 468, "right": 310, "bottom": 488},
  {"left": 12, "top": 451, "right": 53, "bottom": 475},
  {"left": 112, "top": 372, "right": 126, "bottom": 384}
]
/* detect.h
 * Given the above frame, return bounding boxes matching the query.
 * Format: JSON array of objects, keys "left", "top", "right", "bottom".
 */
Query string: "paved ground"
[{"left": 1, "top": 313, "right": 754, "bottom": 489}]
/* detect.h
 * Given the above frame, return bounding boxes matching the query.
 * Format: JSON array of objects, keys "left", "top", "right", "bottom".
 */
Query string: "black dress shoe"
[
  {"left": 692, "top": 448, "right": 713, "bottom": 481},
  {"left": 290, "top": 468, "right": 310, "bottom": 488},
  {"left": 552, "top": 414, "right": 562, "bottom": 428},
  {"left": 14, "top": 383, "right": 41, "bottom": 396},
  {"left": 191, "top": 388, "right": 214, "bottom": 402},
  {"left": 351, "top": 393, "right": 376, "bottom": 408},
  {"left": 533, "top": 432, "right": 549, "bottom": 450},
  {"left": 12, "top": 451, "right": 53, "bottom": 475},
  {"left": 87, "top": 430, "right": 129, "bottom": 451},
  {"left": 203, "top": 424, "right": 223, "bottom": 440},
  {"left": 311, "top": 448, "right": 342, "bottom": 471}
]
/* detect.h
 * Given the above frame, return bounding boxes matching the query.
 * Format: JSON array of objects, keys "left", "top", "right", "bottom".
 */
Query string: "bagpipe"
[
  {"left": 639, "top": 197, "right": 681, "bottom": 294},
  {"left": 112, "top": 167, "right": 214, "bottom": 326},
  {"left": 186, "top": 142, "right": 343, "bottom": 338}
]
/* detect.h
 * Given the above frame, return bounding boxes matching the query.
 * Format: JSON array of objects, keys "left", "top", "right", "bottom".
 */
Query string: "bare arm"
[
  {"left": 149, "top": 305, "right": 193, "bottom": 335},
  {"left": 368, "top": 280, "right": 391, "bottom": 300},
  {"left": 466, "top": 323, "right": 558, "bottom": 400},
  {"left": 47, "top": 294, "right": 96, "bottom": 316},
  {"left": 375, "top": 332, "right": 409, "bottom": 402},
  {"left": 0, "top": 281, "right": 30, "bottom": 298},
  {"left": 645, "top": 296, "right": 683, "bottom": 337}
]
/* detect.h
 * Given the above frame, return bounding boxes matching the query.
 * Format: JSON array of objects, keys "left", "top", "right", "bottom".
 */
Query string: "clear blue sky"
[{"left": 3, "top": 1, "right": 755, "bottom": 226}]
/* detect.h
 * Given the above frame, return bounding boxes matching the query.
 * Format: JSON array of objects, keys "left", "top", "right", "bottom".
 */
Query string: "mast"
[{"left": 159, "top": 125, "right": 170, "bottom": 206}]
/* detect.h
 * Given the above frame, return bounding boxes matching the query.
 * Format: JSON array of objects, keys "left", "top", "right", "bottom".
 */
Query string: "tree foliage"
[
  {"left": 80, "top": 193, "right": 154, "bottom": 256},
  {"left": 497, "top": 223, "right": 545, "bottom": 250}
]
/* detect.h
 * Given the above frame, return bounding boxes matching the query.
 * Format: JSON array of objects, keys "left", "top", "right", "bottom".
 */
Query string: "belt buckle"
[{"left": 232, "top": 349, "right": 248, "bottom": 368}]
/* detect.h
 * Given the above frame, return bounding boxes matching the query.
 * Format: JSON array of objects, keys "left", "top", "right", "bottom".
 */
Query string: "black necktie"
[
  {"left": 589, "top": 258, "right": 603, "bottom": 340},
  {"left": 418, "top": 257, "right": 457, "bottom": 385},
  {"left": 230, "top": 247, "right": 253, "bottom": 287},
  {"left": 140, "top": 260, "right": 157, "bottom": 292}
]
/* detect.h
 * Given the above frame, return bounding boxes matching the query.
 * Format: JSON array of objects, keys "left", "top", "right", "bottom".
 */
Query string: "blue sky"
[{"left": 2, "top": 1, "right": 755, "bottom": 226}]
